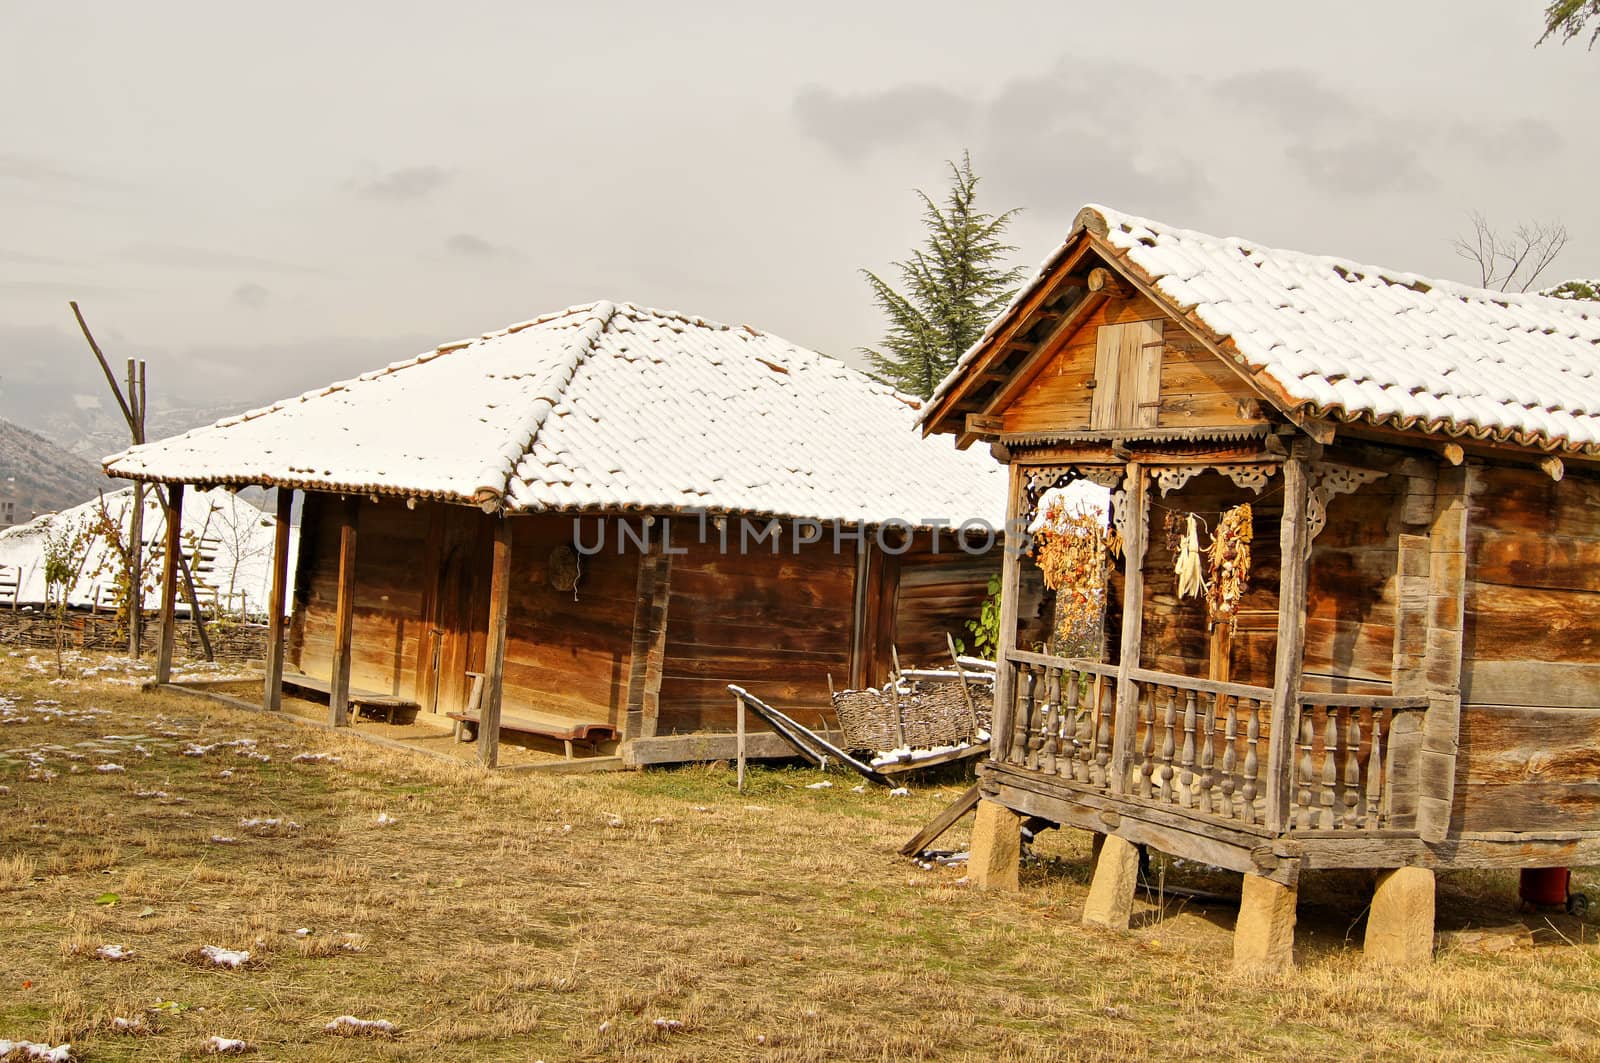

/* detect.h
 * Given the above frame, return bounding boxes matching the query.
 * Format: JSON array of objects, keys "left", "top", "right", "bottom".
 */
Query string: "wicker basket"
[{"left": 832, "top": 675, "right": 992, "bottom": 753}]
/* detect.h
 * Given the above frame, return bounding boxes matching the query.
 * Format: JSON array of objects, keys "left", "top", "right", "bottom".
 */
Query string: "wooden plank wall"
[
  {"left": 1001, "top": 296, "right": 1268, "bottom": 437},
  {"left": 1455, "top": 464, "right": 1600, "bottom": 832},
  {"left": 657, "top": 533, "right": 856, "bottom": 734},
  {"left": 500, "top": 516, "right": 638, "bottom": 726},
  {"left": 295, "top": 497, "right": 431, "bottom": 699},
  {"left": 891, "top": 539, "right": 1001, "bottom": 667}
]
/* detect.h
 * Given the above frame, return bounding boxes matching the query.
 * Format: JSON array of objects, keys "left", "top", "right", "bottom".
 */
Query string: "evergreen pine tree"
[{"left": 860, "top": 153, "right": 1025, "bottom": 398}]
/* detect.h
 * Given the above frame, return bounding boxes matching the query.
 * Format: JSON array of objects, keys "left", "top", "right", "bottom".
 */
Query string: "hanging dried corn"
[
  {"left": 1175, "top": 514, "right": 1206, "bottom": 599},
  {"left": 1206, "top": 503, "right": 1253, "bottom": 632},
  {"left": 1031, "top": 494, "right": 1111, "bottom": 639}
]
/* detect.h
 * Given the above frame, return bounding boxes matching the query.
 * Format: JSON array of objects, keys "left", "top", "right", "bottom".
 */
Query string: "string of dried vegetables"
[
  {"left": 1205, "top": 503, "right": 1253, "bottom": 632},
  {"left": 1175, "top": 514, "right": 1206, "bottom": 600},
  {"left": 1032, "top": 495, "right": 1111, "bottom": 640}
]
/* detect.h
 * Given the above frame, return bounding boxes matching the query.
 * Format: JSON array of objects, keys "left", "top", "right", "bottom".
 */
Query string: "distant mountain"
[{"left": 0, "top": 416, "right": 127, "bottom": 522}]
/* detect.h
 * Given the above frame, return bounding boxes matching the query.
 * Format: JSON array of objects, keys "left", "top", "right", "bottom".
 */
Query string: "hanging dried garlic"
[
  {"left": 1175, "top": 514, "right": 1206, "bottom": 599},
  {"left": 1206, "top": 503, "right": 1253, "bottom": 632}
]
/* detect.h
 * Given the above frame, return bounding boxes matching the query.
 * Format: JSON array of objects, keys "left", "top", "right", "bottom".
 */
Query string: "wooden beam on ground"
[
  {"left": 263, "top": 487, "right": 293, "bottom": 711},
  {"left": 328, "top": 499, "right": 358, "bottom": 728},
  {"left": 900, "top": 782, "right": 982, "bottom": 856},
  {"left": 1265, "top": 447, "right": 1312, "bottom": 831},
  {"left": 478, "top": 515, "right": 514, "bottom": 768},
  {"left": 155, "top": 483, "right": 184, "bottom": 684},
  {"left": 1110, "top": 463, "right": 1148, "bottom": 793}
]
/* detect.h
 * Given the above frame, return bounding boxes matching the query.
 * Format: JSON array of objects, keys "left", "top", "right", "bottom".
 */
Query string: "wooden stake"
[
  {"left": 479, "top": 516, "right": 514, "bottom": 768},
  {"left": 263, "top": 487, "right": 293, "bottom": 711},
  {"left": 328, "top": 499, "right": 357, "bottom": 727},
  {"left": 125, "top": 360, "right": 144, "bottom": 659},
  {"left": 155, "top": 483, "right": 184, "bottom": 684},
  {"left": 736, "top": 691, "right": 747, "bottom": 791}
]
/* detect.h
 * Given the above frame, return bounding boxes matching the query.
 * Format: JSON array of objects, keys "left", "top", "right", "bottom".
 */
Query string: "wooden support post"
[
  {"left": 478, "top": 516, "right": 514, "bottom": 769},
  {"left": 1364, "top": 866, "right": 1436, "bottom": 966},
  {"left": 263, "top": 487, "right": 293, "bottom": 711},
  {"left": 1110, "top": 463, "right": 1148, "bottom": 793},
  {"left": 990, "top": 464, "right": 1027, "bottom": 759},
  {"left": 848, "top": 540, "right": 873, "bottom": 690},
  {"left": 1265, "top": 448, "right": 1311, "bottom": 832},
  {"left": 969, "top": 798, "right": 1022, "bottom": 891},
  {"left": 155, "top": 483, "right": 184, "bottom": 684},
  {"left": 1417, "top": 463, "right": 1473, "bottom": 842},
  {"left": 328, "top": 499, "right": 358, "bottom": 728},
  {"left": 1233, "top": 873, "right": 1298, "bottom": 973},
  {"left": 736, "top": 691, "right": 747, "bottom": 791},
  {"left": 1081, "top": 833, "right": 1140, "bottom": 929}
]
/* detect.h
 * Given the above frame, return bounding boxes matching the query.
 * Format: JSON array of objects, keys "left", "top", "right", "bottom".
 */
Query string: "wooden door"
[{"left": 421, "top": 507, "right": 490, "bottom": 715}]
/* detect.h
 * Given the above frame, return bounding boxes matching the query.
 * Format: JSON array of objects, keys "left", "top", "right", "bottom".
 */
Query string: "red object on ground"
[{"left": 1520, "top": 867, "right": 1571, "bottom": 907}]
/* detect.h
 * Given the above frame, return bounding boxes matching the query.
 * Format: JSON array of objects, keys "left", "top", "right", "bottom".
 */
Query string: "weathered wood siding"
[
  {"left": 293, "top": 496, "right": 433, "bottom": 700},
  {"left": 501, "top": 515, "right": 637, "bottom": 726},
  {"left": 657, "top": 531, "right": 856, "bottom": 733},
  {"left": 891, "top": 537, "right": 1001, "bottom": 667},
  {"left": 1002, "top": 295, "right": 1266, "bottom": 437},
  {"left": 1454, "top": 464, "right": 1600, "bottom": 832}
]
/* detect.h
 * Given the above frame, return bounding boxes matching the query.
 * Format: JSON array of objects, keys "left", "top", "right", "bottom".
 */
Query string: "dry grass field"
[{"left": 2, "top": 650, "right": 1599, "bottom": 1061}]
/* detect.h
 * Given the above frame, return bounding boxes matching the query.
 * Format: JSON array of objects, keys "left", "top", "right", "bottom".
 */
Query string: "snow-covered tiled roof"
[
  {"left": 105, "top": 302, "right": 1005, "bottom": 527},
  {"left": 927, "top": 205, "right": 1600, "bottom": 452}
]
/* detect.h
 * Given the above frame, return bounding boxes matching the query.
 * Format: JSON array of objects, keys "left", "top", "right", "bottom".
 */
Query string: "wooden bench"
[
  {"left": 447, "top": 671, "right": 618, "bottom": 759},
  {"left": 280, "top": 672, "right": 418, "bottom": 724}
]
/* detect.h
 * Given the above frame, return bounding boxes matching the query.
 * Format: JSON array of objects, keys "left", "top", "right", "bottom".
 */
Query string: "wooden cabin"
[
  {"left": 921, "top": 205, "right": 1600, "bottom": 969},
  {"left": 106, "top": 302, "right": 1008, "bottom": 765}
]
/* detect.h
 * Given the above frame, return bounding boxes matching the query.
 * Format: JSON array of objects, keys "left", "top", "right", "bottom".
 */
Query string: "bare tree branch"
[{"left": 1453, "top": 212, "right": 1570, "bottom": 293}]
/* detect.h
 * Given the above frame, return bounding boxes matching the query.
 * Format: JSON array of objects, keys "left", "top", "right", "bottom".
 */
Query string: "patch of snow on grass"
[
  {"left": 805, "top": 781, "right": 832, "bottom": 790},
  {"left": 0, "top": 1041, "right": 71, "bottom": 1062},
  {"left": 94, "top": 763, "right": 124, "bottom": 773},
  {"left": 198, "top": 945, "right": 250, "bottom": 968},
  {"left": 324, "top": 1016, "right": 396, "bottom": 1037},
  {"left": 202, "top": 1035, "right": 253, "bottom": 1054},
  {"left": 94, "top": 944, "right": 132, "bottom": 961},
  {"left": 889, "top": 787, "right": 910, "bottom": 797}
]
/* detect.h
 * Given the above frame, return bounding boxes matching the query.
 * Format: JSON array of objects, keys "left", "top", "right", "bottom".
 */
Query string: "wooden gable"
[{"left": 999, "top": 291, "right": 1271, "bottom": 438}]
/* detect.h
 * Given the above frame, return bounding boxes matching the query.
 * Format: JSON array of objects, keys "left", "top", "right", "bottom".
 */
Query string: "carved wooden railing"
[
  {"left": 996, "top": 650, "right": 1429, "bottom": 835},
  {"left": 1288, "top": 692, "right": 1429, "bottom": 832}
]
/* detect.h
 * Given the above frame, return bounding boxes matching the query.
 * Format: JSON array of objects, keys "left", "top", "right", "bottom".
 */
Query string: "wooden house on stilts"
[
  {"left": 106, "top": 301, "right": 1008, "bottom": 766},
  {"left": 921, "top": 205, "right": 1600, "bottom": 969}
]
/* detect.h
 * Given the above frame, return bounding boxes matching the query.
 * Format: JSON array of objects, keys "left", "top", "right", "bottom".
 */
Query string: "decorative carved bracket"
[
  {"left": 1151, "top": 466, "right": 1203, "bottom": 496},
  {"left": 1307, "top": 464, "right": 1387, "bottom": 540},
  {"left": 1213, "top": 464, "right": 1275, "bottom": 494}
]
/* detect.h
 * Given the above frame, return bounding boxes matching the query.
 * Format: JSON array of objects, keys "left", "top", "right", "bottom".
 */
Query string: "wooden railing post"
[
  {"left": 990, "top": 463, "right": 1026, "bottom": 760},
  {"left": 263, "top": 487, "right": 293, "bottom": 711},
  {"left": 1266, "top": 448, "right": 1311, "bottom": 832},
  {"left": 1110, "top": 462, "right": 1148, "bottom": 793}
]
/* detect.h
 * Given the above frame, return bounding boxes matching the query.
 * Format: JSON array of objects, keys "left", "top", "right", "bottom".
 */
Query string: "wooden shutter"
[{"left": 1091, "top": 320, "right": 1165, "bottom": 429}]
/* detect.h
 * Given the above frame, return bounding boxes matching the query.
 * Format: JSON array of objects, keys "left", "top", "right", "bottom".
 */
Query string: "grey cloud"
[
  {"left": 1211, "top": 69, "right": 1365, "bottom": 133},
  {"left": 1446, "top": 116, "right": 1564, "bottom": 162},
  {"left": 444, "top": 233, "right": 521, "bottom": 261},
  {"left": 124, "top": 242, "right": 317, "bottom": 275},
  {"left": 1285, "top": 138, "right": 1434, "bottom": 197},
  {"left": 354, "top": 165, "right": 454, "bottom": 201},
  {"left": 0, "top": 153, "right": 102, "bottom": 186},
  {"left": 232, "top": 282, "right": 270, "bottom": 308},
  {"left": 792, "top": 84, "right": 974, "bottom": 161},
  {"left": 0, "top": 249, "right": 69, "bottom": 266}
]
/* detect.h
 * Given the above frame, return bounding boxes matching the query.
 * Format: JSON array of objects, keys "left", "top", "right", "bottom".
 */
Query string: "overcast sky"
[{"left": 1, "top": 1, "right": 1594, "bottom": 433}]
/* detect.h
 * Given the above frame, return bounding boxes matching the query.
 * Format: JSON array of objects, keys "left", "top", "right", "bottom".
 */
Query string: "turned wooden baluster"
[
  {"left": 1320, "top": 704, "right": 1340, "bottom": 830},
  {"left": 1297, "top": 708, "right": 1317, "bottom": 830},
  {"left": 1138, "top": 684, "right": 1157, "bottom": 799},
  {"left": 1241, "top": 699, "right": 1260, "bottom": 826},
  {"left": 1040, "top": 668, "right": 1062, "bottom": 775},
  {"left": 1069, "top": 673, "right": 1091, "bottom": 782},
  {"left": 1342, "top": 708, "right": 1362, "bottom": 828},
  {"left": 1365, "top": 712, "right": 1385, "bottom": 827},
  {"left": 1093, "top": 679, "right": 1114, "bottom": 789},
  {"left": 1197, "top": 695, "right": 1217, "bottom": 814},
  {"left": 1013, "top": 664, "right": 1037, "bottom": 767},
  {"left": 1158, "top": 687, "right": 1177, "bottom": 804},
  {"left": 1218, "top": 697, "right": 1238, "bottom": 819},
  {"left": 1177, "top": 689, "right": 1198, "bottom": 809}
]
